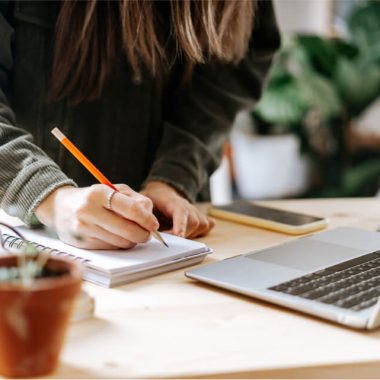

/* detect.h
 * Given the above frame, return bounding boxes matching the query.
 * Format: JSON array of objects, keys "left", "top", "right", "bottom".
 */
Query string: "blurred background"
[{"left": 210, "top": 0, "right": 380, "bottom": 204}]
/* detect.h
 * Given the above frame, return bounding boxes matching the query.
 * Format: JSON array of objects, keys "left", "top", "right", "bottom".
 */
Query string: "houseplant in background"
[
  {"left": 247, "top": 0, "right": 380, "bottom": 198},
  {"left": 230, "top": 110, "right": 312, "bottom": 199},
  {"left": 0, "top": 223, "right": 82, "bottom": 378}
]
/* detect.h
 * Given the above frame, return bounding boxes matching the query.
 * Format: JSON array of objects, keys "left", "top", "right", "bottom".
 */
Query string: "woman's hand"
[
  {"left": 35, "top": 184, "right": 159, "bottom": 250},
  {"left": 141, "top": 181, "right": 214, "bottom": 238}
]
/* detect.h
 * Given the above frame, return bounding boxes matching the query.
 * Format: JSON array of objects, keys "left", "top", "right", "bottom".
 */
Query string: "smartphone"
[{"left": 208, "top": 200, "right": 328, "bottom": 235}]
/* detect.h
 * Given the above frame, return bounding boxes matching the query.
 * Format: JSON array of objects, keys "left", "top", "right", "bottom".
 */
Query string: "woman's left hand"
[{"left": 141, "top": 181, "right": 214, "bottom": 238}]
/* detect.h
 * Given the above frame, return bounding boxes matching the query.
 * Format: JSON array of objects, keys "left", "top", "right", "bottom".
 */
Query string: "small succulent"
[{"left": 0, "top": 223, "right": 50, "bottom": 287}]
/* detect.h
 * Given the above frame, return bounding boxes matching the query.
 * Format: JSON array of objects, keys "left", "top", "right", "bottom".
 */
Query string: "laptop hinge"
[{"left": 367, "top": 297, "right": 380, "bottom": 329}]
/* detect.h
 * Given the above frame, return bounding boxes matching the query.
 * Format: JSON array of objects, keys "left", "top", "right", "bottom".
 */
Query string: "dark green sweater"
[{"left": 0, "top": 1, "right": 280, "bottom": 225}]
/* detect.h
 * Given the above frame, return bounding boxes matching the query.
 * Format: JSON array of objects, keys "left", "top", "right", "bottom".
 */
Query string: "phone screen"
[{"left": 215, "top": 200, "right": 323, "bottom": 226}]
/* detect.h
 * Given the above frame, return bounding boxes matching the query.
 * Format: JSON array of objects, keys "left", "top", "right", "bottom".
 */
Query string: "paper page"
[{"left": 15, "top": 227, "right": 208, "bottom": 274}]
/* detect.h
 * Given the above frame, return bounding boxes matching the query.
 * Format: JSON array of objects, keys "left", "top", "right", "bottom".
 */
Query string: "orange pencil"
[{"left": 51, "top": 127, "right": 168, "bottom": 248}]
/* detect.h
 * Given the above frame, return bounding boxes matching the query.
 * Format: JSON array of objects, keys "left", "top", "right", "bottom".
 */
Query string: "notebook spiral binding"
[{"left": 2, "top": 234, "right": 91, "bottom": 264}]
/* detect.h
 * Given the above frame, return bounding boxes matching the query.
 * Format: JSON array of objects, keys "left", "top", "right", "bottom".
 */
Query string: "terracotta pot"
[{"left": 0, "top": 256, "right": 82, "bottom": 378}]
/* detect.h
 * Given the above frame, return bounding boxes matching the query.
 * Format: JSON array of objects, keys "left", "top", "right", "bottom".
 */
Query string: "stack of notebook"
[{"left": 2, "top": 227, "right": 212, "bottom": 287}]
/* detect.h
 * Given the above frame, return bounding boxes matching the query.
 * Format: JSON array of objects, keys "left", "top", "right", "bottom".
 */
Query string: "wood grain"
[{"left": 1, "top": 198, "right": 380, "bottom": 378}]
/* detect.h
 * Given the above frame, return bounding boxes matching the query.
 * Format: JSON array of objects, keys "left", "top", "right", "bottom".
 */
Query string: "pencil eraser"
[{"left": 51, "top": 127, "right": 65, "bottom": 141}]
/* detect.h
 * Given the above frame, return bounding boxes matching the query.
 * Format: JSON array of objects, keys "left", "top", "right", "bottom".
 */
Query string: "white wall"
[{"left": 273, "top": 0, "right": 332, "bottom": 35}]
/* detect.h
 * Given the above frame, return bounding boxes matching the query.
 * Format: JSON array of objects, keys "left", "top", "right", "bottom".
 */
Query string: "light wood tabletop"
[{"left": 1, "top": 198, "right": 380, "bottom": 378}]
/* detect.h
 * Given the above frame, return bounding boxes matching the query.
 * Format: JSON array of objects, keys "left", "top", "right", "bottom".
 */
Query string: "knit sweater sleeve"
[
  {"left": 145, "top": 0, "right": 281, "bottom": 201},
  {"left": 0, "top": 10, "right": 76, "bottom": 225}
]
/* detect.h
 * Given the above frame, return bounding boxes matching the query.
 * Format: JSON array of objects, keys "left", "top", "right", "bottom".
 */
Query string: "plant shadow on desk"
[
  {"left": 250, "top": 0, "right": 380, "bottom": 198},
  {"left": 68, "top": 316, "right": 110, "bottom": 341},
  {"left": 53, "top": 362, "right": 103, "bottom": 378}
]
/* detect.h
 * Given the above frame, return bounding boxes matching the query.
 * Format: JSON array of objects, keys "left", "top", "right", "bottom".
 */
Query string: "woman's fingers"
[
  {"left": 140, "top": 181, "right": 215, "bottom": 239},
  {"left": 86, "top": 208, "right": 151, "bottom": 244},
  {"left": 207, "top": 216, "right": 215, "bottom": 231},
  {"left": 116, "top": 184, "right": 154, "bottom": 213},
  {"left": 188, "top": 213, "right": 212, "bottom": 238},
  {"left": 72, "top": 238, "right": 119, "bottom": 250},
  {"left": 172, "top": 207, "right": 213, "bottom": 238},
  {"left": 185, "top": 212, "right": 200, "bottom": 238},
  {"left": 85, "top": 185, "right": 155, "bottom": 244},
  {"left": 172, "top": 207, "right": 188, "bottom": 237},
  {"left": 114, "top": 183, "right": 134, "bottom": 195},
  {"left": 58, "top": 221, "right": 123, "bottom": 250},
  {"left": 83, "top": 184, "right": 158, "bottom": 231},
  {"left": 106, "top": 190, "right": 158, "bottom": 231},
  {"left": 79, "top": 223, "right": 137, "bottom": 249},
  {"left": 36, "top": 184, "right": 159, "bottom": 250}
]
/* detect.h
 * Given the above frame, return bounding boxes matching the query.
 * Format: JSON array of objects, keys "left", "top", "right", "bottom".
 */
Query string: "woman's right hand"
[{"left": 35, "top": 184, "right": 159, "bottom": 250}]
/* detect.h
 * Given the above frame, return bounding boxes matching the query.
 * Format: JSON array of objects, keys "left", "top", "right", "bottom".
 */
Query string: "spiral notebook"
[{"left": 1, "top": 227, "right": 212, "bottom": 287}]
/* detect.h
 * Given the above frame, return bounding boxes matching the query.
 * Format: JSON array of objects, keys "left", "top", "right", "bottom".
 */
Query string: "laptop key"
[
  {"left": 301, "top": 287, "right": 333, "bottom": 300},
  {"left": 339, "top": 288, "right": 380, "bottom": 309},
  {"left": 318, "top": 293, "right": 345, "bottom": 304},
  {"left": 269, "top": 251, "right": 380, "bottom": 312},
  {"left": 352, "top": 297, "right": 379, "bottom": 311}
]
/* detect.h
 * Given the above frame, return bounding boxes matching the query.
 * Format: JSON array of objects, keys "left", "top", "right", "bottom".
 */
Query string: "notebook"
[{"left": 1, "top": 227, "right": 212, "bottom": 287}]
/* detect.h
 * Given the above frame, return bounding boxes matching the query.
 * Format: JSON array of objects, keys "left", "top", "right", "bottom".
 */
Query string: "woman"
[{"left": 0, "top": 1, "right": 280, "bottom": 249}]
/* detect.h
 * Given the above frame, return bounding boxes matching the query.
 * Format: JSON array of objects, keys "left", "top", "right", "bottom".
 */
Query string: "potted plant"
[
  {"left": 0, "top": 223, "right": 82, "bottom": 378},
  {"left": 232, "top": 0, "right": 380, "bottom": 199},
  {"left": 231, "top": 111, "right": 312, "bottom": 199}
]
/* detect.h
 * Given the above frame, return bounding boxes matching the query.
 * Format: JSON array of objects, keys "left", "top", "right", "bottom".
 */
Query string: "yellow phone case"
[{"left": 208, "top": 207, "right": 328, "bottom": 235}]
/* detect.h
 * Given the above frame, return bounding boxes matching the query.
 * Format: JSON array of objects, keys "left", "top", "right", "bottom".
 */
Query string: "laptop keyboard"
[{"left": 269, "top": 251, "right": 380, "bottom": 312}]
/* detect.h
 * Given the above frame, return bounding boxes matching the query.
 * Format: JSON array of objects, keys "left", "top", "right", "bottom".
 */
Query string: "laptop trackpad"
[{"left": 246, "top": 239, "right": 363, "bottom": 271}]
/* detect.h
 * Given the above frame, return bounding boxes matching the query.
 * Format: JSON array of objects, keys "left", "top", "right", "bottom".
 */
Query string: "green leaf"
[
  {"left": 343, "top": 159, "right": 380, "bottom": 196},
  {"left": 348, "top": 1, "right": 380, "bottom": 65},
  {"left": 254, "top": 77, "right": 307, "bottom": 125},
  {"left": 300, "top": 73, "right": 342, "bottom": 120},
  {"left": 296, "top": 35, "right": 339, "bottom": 76},
  {"left": 331, "top": 40, "right": 359, "bottom": 61},
  {"left": 334, "top": 57, "right": 380, "bottom": 115}
]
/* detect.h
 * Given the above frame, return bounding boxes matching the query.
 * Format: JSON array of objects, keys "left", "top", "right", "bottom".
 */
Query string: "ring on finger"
[{"left": 106, "top": 190, "right": 117, "bottom": 211}]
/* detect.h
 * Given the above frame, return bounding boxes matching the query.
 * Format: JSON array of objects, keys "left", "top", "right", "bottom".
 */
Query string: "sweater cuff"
[{"left": 2, "top": 162, "right": 77, "bottom": 226}]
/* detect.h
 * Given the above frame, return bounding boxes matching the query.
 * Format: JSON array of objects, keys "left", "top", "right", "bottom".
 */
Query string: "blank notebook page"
[{"left": 17, "top": 227, "right": 208, "bottom": 274}]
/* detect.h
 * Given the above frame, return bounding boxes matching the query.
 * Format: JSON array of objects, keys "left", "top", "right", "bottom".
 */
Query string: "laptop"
[{"left": 186, "top": 227, "right": 380, "bottom": 330}]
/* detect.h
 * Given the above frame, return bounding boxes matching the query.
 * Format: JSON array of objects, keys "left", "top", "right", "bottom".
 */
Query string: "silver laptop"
[{"left": 186, "top": 227, "right": 380, "bottom": 330}]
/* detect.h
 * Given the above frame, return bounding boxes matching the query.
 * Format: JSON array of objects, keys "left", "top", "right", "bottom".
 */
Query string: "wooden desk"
[{"left": 1, "top": 198, "right": 380, "bottom": 378}]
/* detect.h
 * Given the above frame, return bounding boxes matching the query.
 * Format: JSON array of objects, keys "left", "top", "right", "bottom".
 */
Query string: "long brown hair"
[{"left": 50, "top": 0, "right": 255, "bottom": 104}]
